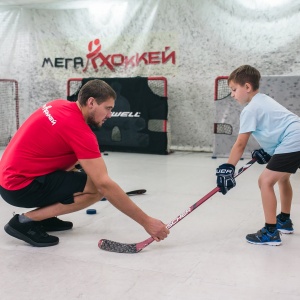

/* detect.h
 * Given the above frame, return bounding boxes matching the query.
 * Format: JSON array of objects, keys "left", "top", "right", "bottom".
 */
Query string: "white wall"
[{"left": 1, "top": 0, "right": 300, "bottom": 152}]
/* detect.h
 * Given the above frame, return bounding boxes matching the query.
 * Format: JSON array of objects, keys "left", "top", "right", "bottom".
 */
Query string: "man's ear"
[{"left": 87, "top": 97, "right": 94, "bottom": 107}]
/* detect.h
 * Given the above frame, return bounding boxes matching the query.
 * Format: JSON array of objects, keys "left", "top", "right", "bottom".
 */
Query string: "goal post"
[{"left": 0, "top": 79, "right": 19, "bottom": 147}]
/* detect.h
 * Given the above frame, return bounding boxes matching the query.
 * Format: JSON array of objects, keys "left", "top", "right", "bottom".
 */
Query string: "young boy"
[{"left": 216, "top": 65, "right": 300, "bottom": 246}]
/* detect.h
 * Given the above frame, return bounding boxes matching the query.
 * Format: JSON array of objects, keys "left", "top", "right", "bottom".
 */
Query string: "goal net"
[
  {"left": 67, "top": 77, "right": 170, "bottom": 155},
  {"left": 0, "top": 79, "right": 19, "bottom": 147}
]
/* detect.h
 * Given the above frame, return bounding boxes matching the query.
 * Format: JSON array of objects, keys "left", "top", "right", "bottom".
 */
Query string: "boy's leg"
[
  {"left": 278, "top": 174, "right": 292, "bottom": 213},
  {"left": 277, "top": 174, "right": 294, "bottom": 233},
  {"left": 246, "top": 169, "right": 288, "bottom": 246},
  {"left": 257, "top": 168, "right": 289, "bottom": 224},
  {"left": 246, "top": 152, "right": 300, "bottom": 245}
]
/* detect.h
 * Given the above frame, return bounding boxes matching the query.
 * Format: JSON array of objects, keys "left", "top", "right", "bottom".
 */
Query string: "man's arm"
[{"left": 78, "top": 157, "right": 169, "bottom": 241}]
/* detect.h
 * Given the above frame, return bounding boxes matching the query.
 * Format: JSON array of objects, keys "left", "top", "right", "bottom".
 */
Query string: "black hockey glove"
[
  {"left": 251, "top": 149, "right": 271, "bottom": 164},
  {"left": 216, "top": 163, "right": 236, "bottom": 195}
]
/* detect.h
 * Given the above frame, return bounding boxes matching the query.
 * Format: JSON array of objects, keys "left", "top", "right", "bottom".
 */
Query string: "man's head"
[
  {"left": 78, "top": 79, "right": 116, "bottom": 106},
  {"left": 228, "top": 65, "right": 261, "bottom": 91},
  {"left": 78, "top": 79, "right": 117, "bottom": 128}
]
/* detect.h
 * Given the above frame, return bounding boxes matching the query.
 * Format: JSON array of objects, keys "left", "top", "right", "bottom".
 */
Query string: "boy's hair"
[
  {"left": 78, "top": 79, "right": 116, "bottom": 106},
  {"left": 228, "top": 65, "right": 261, "bottom": 91}
]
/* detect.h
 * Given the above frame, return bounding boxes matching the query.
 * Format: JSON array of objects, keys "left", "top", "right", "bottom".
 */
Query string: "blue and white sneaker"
[
  {"left": 276, "top": 215, "right": 294, "bottom": 234},
  {"left": 246, "top": 227, "right": 281, "bottom": 246}
]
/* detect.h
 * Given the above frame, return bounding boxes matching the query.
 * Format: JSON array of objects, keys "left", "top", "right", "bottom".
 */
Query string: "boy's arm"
[
  {"left": 216, "top": 132, "right": 251, "bottom": 195},
  {"left": 227, "top": 132, "right": 251, "bottom": 166}
]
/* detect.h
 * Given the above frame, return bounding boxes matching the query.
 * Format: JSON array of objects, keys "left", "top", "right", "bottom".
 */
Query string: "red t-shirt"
[{"left": 0, "top": 99, "right": 101, "bottom": 190}]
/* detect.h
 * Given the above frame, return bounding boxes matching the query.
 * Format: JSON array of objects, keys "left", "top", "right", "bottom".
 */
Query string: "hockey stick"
[
  {"left": 101, "top": 189, "right": 146, "bottom": 201},
  {"left": 98, "top": 158, "right": 256, "bottom": 253}
]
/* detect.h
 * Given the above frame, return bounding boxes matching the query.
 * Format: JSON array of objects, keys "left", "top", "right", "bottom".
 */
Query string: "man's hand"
[
  {"left": 143, "top": 216, "right": 170, "bottom": 242},
  {"left": 216, "top": 163, "right": 236, "bottom": 195},
  {"left": 251, "top": 149, "right": 271, "bottom": 164}
]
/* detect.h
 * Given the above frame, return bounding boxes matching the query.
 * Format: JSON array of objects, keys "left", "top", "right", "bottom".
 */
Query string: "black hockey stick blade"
[
  {"left": 98, "top": 158, "right": 256, "bottom": 253},
  {"left": 101, "top": 189, "right": 147, "bottom": 201},
  {"left": 98, "top": 237, "right": 153, "bottom": 254},
  {"left": 126, "top": 189, "right": 147, "bottom": 196}
]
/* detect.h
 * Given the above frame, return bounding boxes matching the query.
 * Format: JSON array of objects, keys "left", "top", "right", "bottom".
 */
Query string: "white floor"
[{"left": 1, "top": 150, "right": 300, "bottom": 300}]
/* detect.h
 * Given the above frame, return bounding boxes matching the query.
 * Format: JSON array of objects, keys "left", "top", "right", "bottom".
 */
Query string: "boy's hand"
[
  {"left": 251, "top": 149, "right": 271, "bottom": 164},
  {"left": 216, "top": 163, "right": 236, "bottom": 195}
]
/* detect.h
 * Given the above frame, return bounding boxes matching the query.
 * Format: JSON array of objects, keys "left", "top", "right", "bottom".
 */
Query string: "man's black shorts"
[
  {"left": 0, "top": 170, "right": 87, "bottom": 208},
  {"left": 267, "top": 151, "right": 300, "bottom": 174}
]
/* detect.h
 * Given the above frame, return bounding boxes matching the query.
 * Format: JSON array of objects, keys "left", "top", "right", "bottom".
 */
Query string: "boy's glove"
[
  {"left": 216, "top": 163, "right": 236, "bottom": 195},
  {"left": 251, "top": 149, "right": 271, "bottom": 164}
]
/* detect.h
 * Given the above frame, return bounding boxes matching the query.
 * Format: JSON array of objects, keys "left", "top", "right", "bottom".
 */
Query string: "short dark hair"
[
  {"left": 228, "top": 65, "right": 261, "bottom": 91},
  {"left": 78, "top": 79, "right": 116, "bottom": 106}
]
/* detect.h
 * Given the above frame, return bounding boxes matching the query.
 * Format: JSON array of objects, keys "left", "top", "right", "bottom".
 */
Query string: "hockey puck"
[
  {"left": 86, "top": 209, "right": 97, "bottom": 215},
  {"left": 104, "top": 153, "right": 108, "bottom": 156}
]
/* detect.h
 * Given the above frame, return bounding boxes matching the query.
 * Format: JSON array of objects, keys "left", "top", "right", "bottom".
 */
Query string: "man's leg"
[
  {"left": 4, "top": 175, "right": 102, "bottom": 247},
  {"left": 23, "top": 176, "right": 102, "bottom": 221}
]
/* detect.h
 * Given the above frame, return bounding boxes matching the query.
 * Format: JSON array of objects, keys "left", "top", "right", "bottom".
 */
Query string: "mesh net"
[
  {"left": 215, "top": 77, "right": 231, "bottom": 100},
  {"left": 214, "top": 123, "right": 233, "bottom": 135},
  {"left": 67, "top": 77, "right": 167, "bottom": 97},
  {"left": 0, "top": 80, "right": 19, "bottom": 146}
]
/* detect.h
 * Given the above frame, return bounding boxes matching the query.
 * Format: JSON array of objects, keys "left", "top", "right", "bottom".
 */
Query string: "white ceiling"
[
  {"left": 0, "top": 0, "right": 97, "bottom": 8},
  {"left": 0, "top": 0, "right": 61, "bottom": 5}
]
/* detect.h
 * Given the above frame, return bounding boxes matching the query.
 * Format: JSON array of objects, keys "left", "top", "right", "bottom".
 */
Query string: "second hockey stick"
[
  {"left": 98, "top": 158, "right": 256, "bottom": 253},
  {"left": 101, "top": 189, "right": 147, "bottom": 201}
]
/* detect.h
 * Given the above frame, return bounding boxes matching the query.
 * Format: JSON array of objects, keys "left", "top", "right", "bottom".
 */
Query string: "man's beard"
[{"left": 87, "top": 112, "right": 102, "bottom": 128}]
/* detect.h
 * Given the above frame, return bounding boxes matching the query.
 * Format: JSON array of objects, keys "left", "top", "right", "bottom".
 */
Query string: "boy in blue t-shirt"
[{"left": 216, "top": 65, "right": 300, "bottom": 246}]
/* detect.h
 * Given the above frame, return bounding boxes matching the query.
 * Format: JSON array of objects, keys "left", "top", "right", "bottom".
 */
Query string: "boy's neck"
[{"left": 248, "top": 89, "right": 259, "bottom": 102}]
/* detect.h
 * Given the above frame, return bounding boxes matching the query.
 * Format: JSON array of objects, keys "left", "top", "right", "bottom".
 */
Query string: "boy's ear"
[{"left": 245, "top": 82, "right": 252, "bottom": 91}]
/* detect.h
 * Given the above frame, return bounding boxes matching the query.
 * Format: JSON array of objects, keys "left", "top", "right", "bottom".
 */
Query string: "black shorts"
[
  {"left": 0, "top": 170, "right": 87, "bottom": 208},
  {"left": 267, "top": 151, "right": 300, "bottom": 174}
]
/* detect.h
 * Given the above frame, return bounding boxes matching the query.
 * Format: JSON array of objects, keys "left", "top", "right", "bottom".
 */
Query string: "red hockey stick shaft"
[{"left": 99, "top": 158, "right": 256, "bottom": 253}]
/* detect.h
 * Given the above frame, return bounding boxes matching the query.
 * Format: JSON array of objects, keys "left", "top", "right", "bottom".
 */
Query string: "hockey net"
[
  {"left": 213, "top": 75, "right": 259, "bottom": 158},
  {"left": 213, "top": 76, "right": 233, "bottom": 136},
  {"left": 0, "top": 79, "right": 19, "bottom": 147},
  {"left": 67, "top": 77, "right": 170, "bottom": 154},
  {"left": 67, "top": 76, "right": 168, "bottom": 99}
]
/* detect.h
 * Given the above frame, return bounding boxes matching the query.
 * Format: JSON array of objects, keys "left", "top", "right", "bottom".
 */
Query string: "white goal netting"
[{"left": 0, "top": 79, "right": 19, "bottom": 147}]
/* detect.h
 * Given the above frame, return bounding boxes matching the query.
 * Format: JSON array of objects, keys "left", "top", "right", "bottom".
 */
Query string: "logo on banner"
[{"left": 42, "top": 38, "right": 176, "bottom": 72}]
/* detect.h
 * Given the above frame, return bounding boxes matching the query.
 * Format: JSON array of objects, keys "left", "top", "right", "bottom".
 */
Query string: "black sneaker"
[
  {"left": 39, "top": 217, "right": 73, "bottom": 232},
  {"left": 246, "top": 227, "right": 281, "bottom": 246},
  {"left": 276, "top": 214, "right": 294, "bottom": 234},
  {"left": 4, "top": 214, "right": 59, "bottom": 247}
]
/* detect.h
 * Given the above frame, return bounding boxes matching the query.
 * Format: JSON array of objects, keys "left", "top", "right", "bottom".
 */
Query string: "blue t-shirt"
[{"left": 239, "top": 93, "right": 300, "bottom": 155}]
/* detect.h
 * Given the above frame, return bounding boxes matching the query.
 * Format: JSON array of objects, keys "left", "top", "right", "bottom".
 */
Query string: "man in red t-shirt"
[{"left": 0, "top": 79, "right": 170, "bottom": 247}]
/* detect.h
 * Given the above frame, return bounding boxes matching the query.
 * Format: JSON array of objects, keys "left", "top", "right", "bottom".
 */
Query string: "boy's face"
[{"left": 228, "top": 80, "right": 252, "bottom": 105}]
